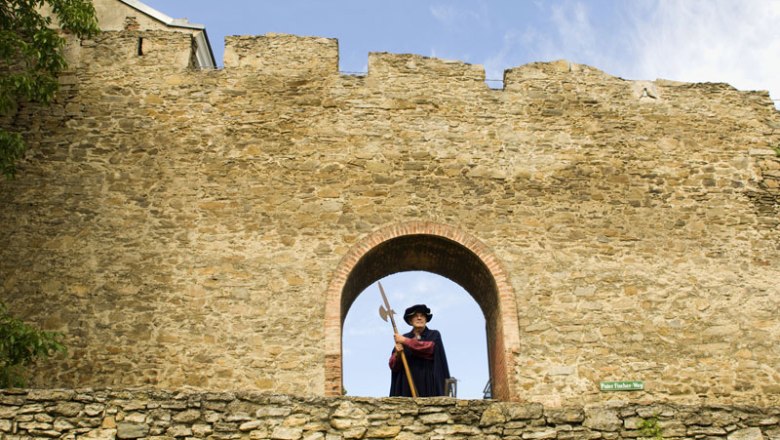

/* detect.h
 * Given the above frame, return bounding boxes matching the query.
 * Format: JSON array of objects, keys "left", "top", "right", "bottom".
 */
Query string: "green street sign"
[{"left": 600, "top": 381, "right": 644, "bottom": 391}]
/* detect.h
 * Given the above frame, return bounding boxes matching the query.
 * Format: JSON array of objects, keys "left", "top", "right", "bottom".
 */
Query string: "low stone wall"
[{"left": 0, "top": 389, "right": 777, "bottom": 440}]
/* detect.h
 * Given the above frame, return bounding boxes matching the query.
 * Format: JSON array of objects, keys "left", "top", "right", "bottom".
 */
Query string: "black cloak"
[{"left": 389, "top": 327, "right": 451, "bottom": 397}]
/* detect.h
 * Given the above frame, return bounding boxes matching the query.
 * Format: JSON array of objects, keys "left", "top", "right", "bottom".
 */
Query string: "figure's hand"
[
  {"left": 394, "top": 334, "right": 407, "bottom": 344},
  {"left": 395, "top": 343, "right": 404, "bottom": 352}
]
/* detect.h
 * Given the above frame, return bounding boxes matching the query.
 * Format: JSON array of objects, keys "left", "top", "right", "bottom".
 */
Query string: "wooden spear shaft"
[{"left": 378, "top": 281, "right": 418, "bottom": 397}]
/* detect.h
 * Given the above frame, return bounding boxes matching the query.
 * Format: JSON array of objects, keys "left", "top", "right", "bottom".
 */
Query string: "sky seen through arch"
[{"left": 342, "top": 271, "right": 489, "bottom": 399}]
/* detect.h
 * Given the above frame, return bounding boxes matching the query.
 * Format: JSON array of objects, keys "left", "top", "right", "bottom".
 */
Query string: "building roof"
[{"left": 118, "top": 0, "right": 217, "bottom": 68}]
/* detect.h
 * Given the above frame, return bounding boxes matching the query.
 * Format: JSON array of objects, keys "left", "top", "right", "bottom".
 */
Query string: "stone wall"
[
  {"left": 0, "top": 31, "right": 779, "bottom": 406},
  {"left": 0, "top": 389, "right": 778, "bottom": 440}
]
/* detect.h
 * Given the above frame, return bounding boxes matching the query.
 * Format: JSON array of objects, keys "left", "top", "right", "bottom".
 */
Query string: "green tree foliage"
[
  {"left": 0, "top": 0, "right": 99, "bottom": 178},
  {"left": 0, "top": 301, "right": 66, "bottom": 387}
]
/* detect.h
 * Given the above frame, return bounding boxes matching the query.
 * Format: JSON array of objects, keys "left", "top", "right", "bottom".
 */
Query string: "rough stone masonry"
[
  {"left": 0, "top": 29, "right": 779, "bottom": 410},
  {"left": 0, "top": 389, "right": 778, "bottom": 440}
]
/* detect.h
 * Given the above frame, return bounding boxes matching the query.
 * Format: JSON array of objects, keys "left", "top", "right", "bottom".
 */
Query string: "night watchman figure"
[{"left": 389, "top": 304, "right": 451, "bottom": 397}]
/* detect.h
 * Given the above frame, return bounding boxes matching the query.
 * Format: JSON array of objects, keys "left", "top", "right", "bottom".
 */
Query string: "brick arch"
[{"left": 323, "top": 221, "right": 520, "bottom": 400}]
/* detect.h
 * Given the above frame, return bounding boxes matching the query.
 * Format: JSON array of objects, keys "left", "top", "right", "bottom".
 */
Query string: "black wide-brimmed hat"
[{"left": 403, "top": 304, "right": 432, "bottom": 325}]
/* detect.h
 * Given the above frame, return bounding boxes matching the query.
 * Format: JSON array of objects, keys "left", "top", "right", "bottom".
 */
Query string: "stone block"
[
  {"left": 728, "top": 427, "right": 766, "bottom": 440},
  {"left": 583, "top": 408, "right": 622, "bottom": 432},
  {"left": 546, "top": 407, "right": 585, "bottom": 424},
  {"left": 365, "top": 425, "right": 401, "bottom": 438},
  {"left": 479, "top": 403, "right": 507, "bottom": 426},
  {"left": 117, "top": 423, "right": 150, "bottom": 439},
  {"left": 506, "top": 404, "right": 544, "bottom": 421}
]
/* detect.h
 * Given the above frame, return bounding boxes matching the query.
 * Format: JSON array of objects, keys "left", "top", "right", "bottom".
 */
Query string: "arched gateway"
[{"left": 323, "top": 222, "right": 520, "bottom": 400}]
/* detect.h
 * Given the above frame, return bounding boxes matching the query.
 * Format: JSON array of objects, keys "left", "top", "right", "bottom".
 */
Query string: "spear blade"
[
  {"left": 377, "top": 281, "right": 418, "bottom": 397},
  {"left": 379, "top": 305, "right": 391, "bottom": 322},
  {"left": 377, "top": 281, "right": 398, "bottom": 332}
]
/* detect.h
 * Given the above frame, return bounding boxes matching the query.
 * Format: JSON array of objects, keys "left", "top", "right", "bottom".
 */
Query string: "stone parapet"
[
  {"left": 58, "top": 31, "right": 780, "bottom": 113},
  {"left": 0, "top": 389, "right": 777, "bottom": 440},
  {"left": 368, "top": 52, "right": 485, "bottom": 82},
  {"left": 69, "top": 31, "right": 195, "bottom": 70},
  {"left": 223, "top": 33, "right": 338, "bottom": 75}
]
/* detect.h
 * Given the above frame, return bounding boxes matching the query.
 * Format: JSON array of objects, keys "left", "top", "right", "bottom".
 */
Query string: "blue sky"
[{"left": 137, "top": 0, "right": 780, "bottom": 398}]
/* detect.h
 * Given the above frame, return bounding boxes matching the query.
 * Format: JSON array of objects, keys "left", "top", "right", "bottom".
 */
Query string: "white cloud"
[
  {"left": 429, "top": 3, "right": 488, "bottom": 29},
  {"left": 543, "top": 0, "right": 632, "bottom": 75},
  {"left": 522, "top": 0, "right": 779, "bottom": 105},
  {"left": 624, "top": 0, "right": 780, "bottom": 102},
  {"left": 430, "top": 4, "right": 460, "bottom": 27},
  {"left": 550, "top": 1, "right": 594, "bottom": 52}
]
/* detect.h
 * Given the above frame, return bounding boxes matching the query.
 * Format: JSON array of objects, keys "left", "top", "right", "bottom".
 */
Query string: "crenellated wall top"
[{"left": 62, "top": 30, "right": 778, "bottom": 112}]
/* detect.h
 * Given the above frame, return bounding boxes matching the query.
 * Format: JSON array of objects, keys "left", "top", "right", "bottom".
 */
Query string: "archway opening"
[
  {"left": 324, "top": 227, "right": 517, "bottom": 401},
  {"left": 343, "top": 271, "right": 489, "bottom": 398}
]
